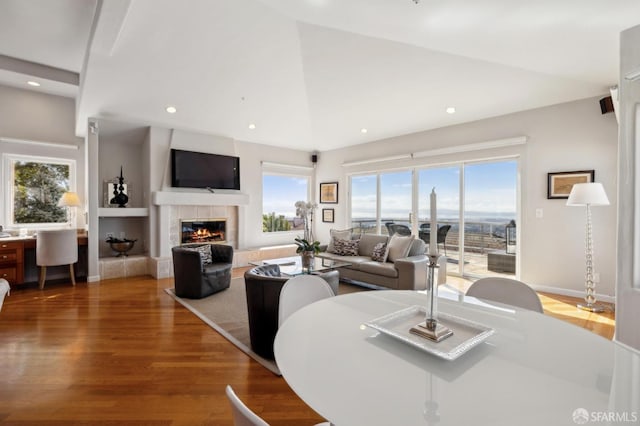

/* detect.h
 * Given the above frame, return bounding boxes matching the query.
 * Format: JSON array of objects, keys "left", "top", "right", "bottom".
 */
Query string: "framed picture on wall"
[
  {"left": 322, "top": 208, "right": 335, "bottom": 223},
  {"left": 547, "top": 170, "right": 595, "bottom": 199},
  {"left": 320, "top": 182, "right": 338, "bottom": 204}
]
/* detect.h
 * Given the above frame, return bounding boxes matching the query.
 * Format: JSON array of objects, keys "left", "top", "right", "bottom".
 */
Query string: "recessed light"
[
  {"left": 446, "top": 107, "right": 456, "bottom": 114},
  {"left": 27, "top": 81, "right": 40, "bottom": 87},
  {"left": 361, "top": 128, "right": 368, "bottom": 134},
  {"left": 248, "top": 123, "right": 256, "bottom": 130},
  {"left": 166, "top": 106, "right": 177, "bottom": 114}
]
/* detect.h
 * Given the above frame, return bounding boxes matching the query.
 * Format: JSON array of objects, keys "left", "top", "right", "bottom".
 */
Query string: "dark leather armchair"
[
  {"left": 244, "top": 264, "right": 339, "bottom": 359},
  {"left": 172, "top": 243, "right": 233, "bottom": 299},
  {"left": 244, "top": 265, "right": 288, "bottom": 359}
]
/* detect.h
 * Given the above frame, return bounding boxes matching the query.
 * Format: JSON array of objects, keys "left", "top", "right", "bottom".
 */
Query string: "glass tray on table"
[{"left": 365, "top": 305, "right": 495, "bottom": 361}]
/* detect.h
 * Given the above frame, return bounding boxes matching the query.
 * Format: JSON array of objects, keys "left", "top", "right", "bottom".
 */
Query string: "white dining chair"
[
  {"left": 466, "top": 277, "right": 544, "bottom": 313},
  {"left": 0, "top": 278, "right": 10, "bottom": 311},
  {"left": 36, "top": 229, "right": 78, "bottom": 290},
  {"left": 278, "top": 275, "right": 335, "bottom": 327},
  {"left": 225, "top": 385, "right": 330, "bottom": 426},
  {"left": 225, "top": 385, "right": 269, "bottom": 426}
]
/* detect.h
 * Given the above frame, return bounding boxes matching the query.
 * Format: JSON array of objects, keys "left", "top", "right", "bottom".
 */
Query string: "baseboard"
[{"left": 87, "top": 275, "right": 101, "bottom": 282}]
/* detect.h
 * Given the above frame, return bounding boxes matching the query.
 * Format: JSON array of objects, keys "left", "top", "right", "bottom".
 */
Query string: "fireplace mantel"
[{"left": 152, "top": 190, "right": 249, "bottom": 206}]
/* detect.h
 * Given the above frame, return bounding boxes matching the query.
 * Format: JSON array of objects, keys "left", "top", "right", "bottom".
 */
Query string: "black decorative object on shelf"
[
  {"left": 106, "top": 237, "right": 137, "bottom": 257},
  {"left": 110, "top": 166, "right": 129, "bottom": 208}
]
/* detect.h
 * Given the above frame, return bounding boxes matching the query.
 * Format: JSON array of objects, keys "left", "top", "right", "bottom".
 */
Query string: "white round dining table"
[{"left": 274, "top": 290, "right": 639, "bottom": 426}]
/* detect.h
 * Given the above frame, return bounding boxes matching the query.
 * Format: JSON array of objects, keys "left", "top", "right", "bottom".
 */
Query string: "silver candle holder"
[{"left": 410, "top": 254, "right": 453, "bottom": 342}]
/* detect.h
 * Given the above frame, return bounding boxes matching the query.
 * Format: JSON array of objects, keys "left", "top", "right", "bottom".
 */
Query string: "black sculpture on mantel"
[{"left": 110, "top": 166, "right": 129, "bottom": 208}]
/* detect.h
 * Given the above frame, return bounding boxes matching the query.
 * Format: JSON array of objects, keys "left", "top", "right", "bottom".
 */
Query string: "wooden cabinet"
[
  {"left": 0, "top": 236, "right": 87, "bottom": 287},
  {"left": 0, "top": 241, "right": 24, "bottom": 285}
]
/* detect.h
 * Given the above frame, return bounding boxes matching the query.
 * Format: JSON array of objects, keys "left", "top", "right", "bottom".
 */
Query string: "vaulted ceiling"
[{"left": 1, "top": 0, "right": 638, "bottom": 151}]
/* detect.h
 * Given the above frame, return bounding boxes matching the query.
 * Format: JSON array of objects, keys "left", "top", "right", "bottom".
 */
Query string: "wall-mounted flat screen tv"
[{"left": 171, "top": 149, "right": 240, "bottom": 190}]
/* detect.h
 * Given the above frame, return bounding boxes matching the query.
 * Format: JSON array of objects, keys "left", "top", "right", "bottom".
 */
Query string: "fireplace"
[{"left": 181, "top": 219, "right": 226, "bottom": 244}]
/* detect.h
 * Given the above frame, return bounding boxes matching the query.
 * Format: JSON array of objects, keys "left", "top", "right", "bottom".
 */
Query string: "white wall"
[
  {"left": 0, "top": 85, "right": 86, "bottom": 229},
  {"left": 235, "top": 140, "right": 314, "bottom": 249},
  {"left": 0, "top": 85, "right": 80, "bottom": 144},
  {"left": 147, "top": 127, "right": 171, "bottom": 257},
  {"left": 98, "top": 136, "right": 145, "bottom": 208},
  {"left": 145, "top": 127, "right": 313, "bottom": 256},
  {"left": 615, "top": 24, "right": 640, "bottom": 350},
  {"left": 315, "top": 96, "right": 618, "bottom": 298},
  {"left": 152, "top": 128, "right": 237, "bottom": 192}
]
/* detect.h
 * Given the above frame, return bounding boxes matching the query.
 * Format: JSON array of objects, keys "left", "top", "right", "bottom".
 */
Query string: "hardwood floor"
[
  {"left": 537, "top": 292, "right": 615, "bottom": 339},
  {"left": 445, "top": 275, "right": 616, "bottom": 339},
  {"left": 0, "top": 273, "right": 616, "bottom": 425}
]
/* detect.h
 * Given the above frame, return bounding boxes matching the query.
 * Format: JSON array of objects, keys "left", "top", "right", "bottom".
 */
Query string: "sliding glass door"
[
  {"left": 463, "top": 161, "right": 517, "bottom": 277},
  {"left": 351, "top": 175, "right": 377, "bottom": 234},
  {"left": 380, "top": 170, "right": 413, "bottom": 235},
  {"left": 349, "top": 158, "right": 518, "bottom": 278}
]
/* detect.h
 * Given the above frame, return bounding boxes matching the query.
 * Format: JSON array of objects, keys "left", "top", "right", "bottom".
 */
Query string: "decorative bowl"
[{"left": 107, "top": 238, "right": 136, "bottom": 257}]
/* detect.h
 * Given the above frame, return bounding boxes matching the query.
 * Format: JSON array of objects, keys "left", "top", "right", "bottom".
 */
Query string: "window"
[
  {"left": 4, "top": 154, "right": 76, "bottom": 228},
  {"left": 380, "top": 170, "right": 412, "bottom": 229},
  {"left": 349, "top": 158, "right": 518, "bottom": 278},
  {"left": 262, "top": 174, "right": 310, "bottom": 233},
  {"left": 350, "top": 174, "right": 377, "bottom": 234}
]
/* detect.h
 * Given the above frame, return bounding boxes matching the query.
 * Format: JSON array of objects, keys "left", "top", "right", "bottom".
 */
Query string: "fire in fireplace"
[{"left": 181, "top": 219, "right": 226, "bottom": 244}]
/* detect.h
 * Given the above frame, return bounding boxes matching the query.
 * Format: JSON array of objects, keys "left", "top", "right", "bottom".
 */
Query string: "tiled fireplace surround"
[
  {"left": 153, "top": 203, "right": 296, "bottom": 278},
  {"left": 169, "top": 205, "right": 238, "bottom": 248},
  {"left": 101, "top": 205, "right": 238, "bottom": 280},
  {"left": 102, "top": 197, "right": 296, "bottom": 280},
  {"left": 146, "top": 205, "right": 240, "bottom": 279}
]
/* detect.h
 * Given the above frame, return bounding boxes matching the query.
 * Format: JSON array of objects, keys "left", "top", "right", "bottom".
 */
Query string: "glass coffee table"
[{"left": 250, "top": 256, "right": 351, "bottom": 276}]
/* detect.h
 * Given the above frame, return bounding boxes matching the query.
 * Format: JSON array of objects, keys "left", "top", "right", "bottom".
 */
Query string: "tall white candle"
[{"left": 429, "top": 187, "right": 438, "bottom": 256}]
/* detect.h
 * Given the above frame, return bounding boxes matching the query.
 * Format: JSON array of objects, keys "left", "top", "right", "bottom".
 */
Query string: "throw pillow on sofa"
[
  {"left": 386, "top": 234, "right": 414, "bottom": 262},
  {"left": 371, "top": 242, "right": 388, "bottom": 262},
  {"left": 327, "top": 228, "right": 353, "bottom": 253},
  {"left": 333, "top": 238, "right": 360, "bottom": 256},
  {"left": 184, "top": 244, "right": 213, "bottom": 265}
]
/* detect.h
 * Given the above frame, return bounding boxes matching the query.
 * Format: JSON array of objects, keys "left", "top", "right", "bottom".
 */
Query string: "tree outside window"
[
  {"left": 9, "top": 157, "right": 72, "bottom": 225},
  {"left": 262, "top": 174, "right": 309, "bottom": 233}
]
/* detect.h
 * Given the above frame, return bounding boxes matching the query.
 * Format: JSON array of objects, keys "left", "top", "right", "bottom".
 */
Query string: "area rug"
[{"left": 164, "top": 278, "right": 366, "bottom": 376}]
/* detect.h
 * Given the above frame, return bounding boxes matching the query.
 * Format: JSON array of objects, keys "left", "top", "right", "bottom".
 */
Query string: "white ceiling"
[{"left": 1, "top": 0, "right": 638, "bottom": 152}]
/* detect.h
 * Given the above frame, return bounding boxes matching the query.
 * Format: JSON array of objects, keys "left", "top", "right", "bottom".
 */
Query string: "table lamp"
[
  {"left": 58, "top": 191, "right": 81, "bottom": 227},
  {"left": 566, "top": 182, "right": 610, "bottom": 312}
]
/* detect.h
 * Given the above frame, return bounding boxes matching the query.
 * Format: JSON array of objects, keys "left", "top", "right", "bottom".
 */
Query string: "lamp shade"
[
  {"left": 58, "top": 191, "right": 82, "bottom": 207},
  {"left": 566, "top": 183, "right": 610, "bottom": 206}
]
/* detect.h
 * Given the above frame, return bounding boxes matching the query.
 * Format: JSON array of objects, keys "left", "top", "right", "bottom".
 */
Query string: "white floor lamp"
[{"left": 566, "top": 182, "right": 610, "bottom": 312}]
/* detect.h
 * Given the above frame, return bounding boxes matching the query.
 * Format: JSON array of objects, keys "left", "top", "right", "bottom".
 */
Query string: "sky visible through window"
[
  {"left": 463, "top": 161, "right": 517, "bottom": 220},
  {"left": 352, "top": 160, "right": 517, "bottom": 223},
  {"left": 263, "top": 174, "right": 309, "bottom": 217},
  {"left": 262, "top": 161, "right": 516, "bottom": 223}
]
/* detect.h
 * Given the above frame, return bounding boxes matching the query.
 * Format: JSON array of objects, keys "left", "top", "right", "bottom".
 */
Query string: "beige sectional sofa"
[{"left": 318, "top": 233, "right": 428, "bottom": 290}]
